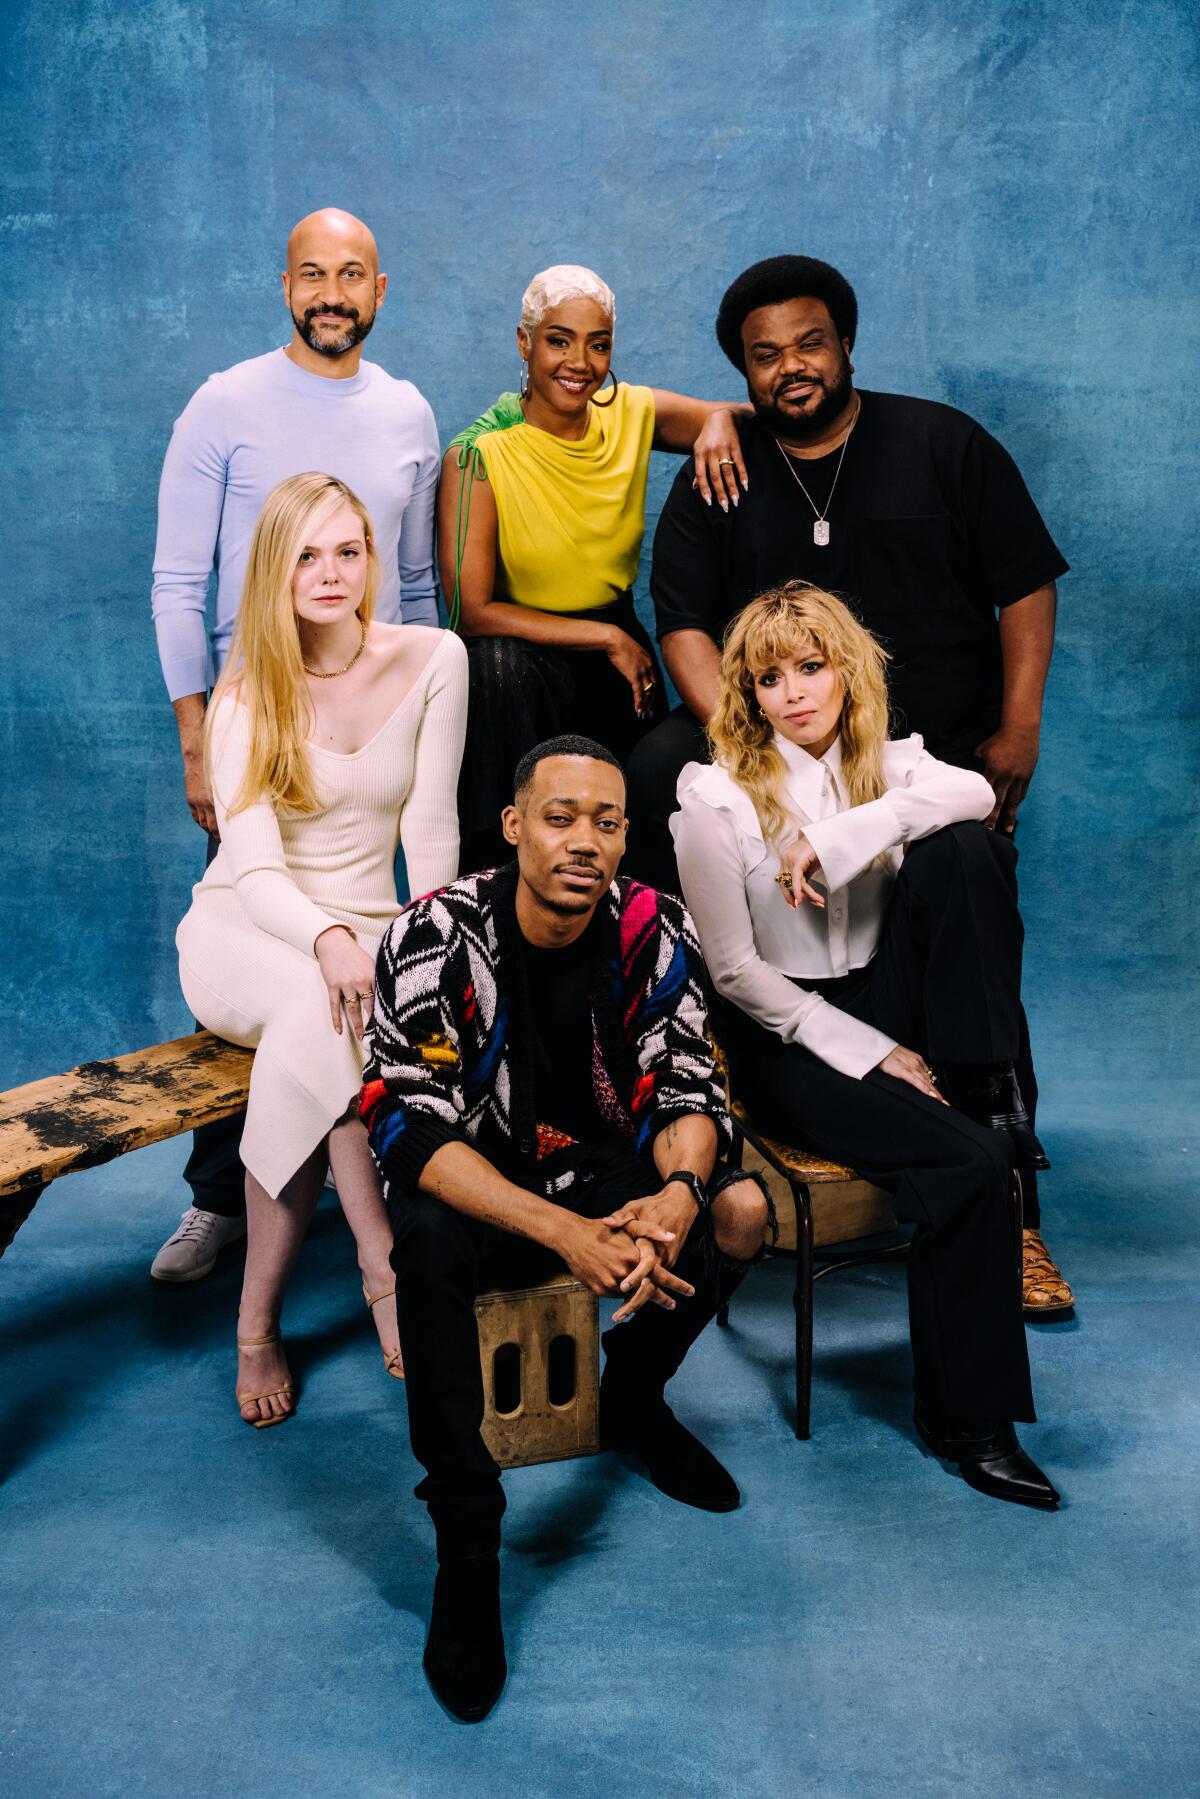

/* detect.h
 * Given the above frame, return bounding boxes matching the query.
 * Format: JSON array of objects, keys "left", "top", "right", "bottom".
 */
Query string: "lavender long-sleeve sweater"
[{"left": 151, "top": 348, "right": 440, "bottom": 700}]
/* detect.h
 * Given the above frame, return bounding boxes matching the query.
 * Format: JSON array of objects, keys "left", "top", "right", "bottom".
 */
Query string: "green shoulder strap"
[{"left": 445, "top": 392, "right": 525, "bottom": 632}]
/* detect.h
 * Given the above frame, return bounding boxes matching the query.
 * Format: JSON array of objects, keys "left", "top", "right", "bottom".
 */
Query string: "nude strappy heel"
[
  {"left": 236, "top": 1332, "right": 294, "bottom": 1427},
  {"left": 363, "top": 1285, "right": 405, "bottom": 1379}
]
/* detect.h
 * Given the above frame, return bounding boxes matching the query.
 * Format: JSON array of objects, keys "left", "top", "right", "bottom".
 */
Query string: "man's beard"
[
  {"left": 292, "top": 303, "right": 375, "bottom": 358},
  {"left": 752, "top": 354, "right": 853, "bottom": 442},
  {"left": 540, "top": 891, "right": 596, "bottom": 917}
]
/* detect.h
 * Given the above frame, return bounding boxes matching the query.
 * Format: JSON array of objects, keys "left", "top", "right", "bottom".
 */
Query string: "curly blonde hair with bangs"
[{"left": 708, "top": 583, "right": 892, "bottom": 846}]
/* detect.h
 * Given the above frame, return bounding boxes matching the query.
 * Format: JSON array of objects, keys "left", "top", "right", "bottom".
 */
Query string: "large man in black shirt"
[
  {"left": 628, "top": 255, "right": 1067, "bottom": 868},
  {"left": 625, "top": 255, "right": 1073, "bottom": 1315}
]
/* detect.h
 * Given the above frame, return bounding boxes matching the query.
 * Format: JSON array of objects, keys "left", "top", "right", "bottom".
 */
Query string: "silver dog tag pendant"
[{"left": 813, "top": 519, "right": 830, "bottom": 546}]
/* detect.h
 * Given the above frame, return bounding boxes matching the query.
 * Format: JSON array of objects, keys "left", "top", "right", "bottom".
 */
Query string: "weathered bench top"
[{"left": 0, "top": 1032, "right": 252, "bottom": 1201}]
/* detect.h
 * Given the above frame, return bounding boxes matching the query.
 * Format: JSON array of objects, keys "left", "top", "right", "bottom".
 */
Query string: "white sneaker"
[{"left": 150, "top": 1207, "right": 247, "bottom": 1282}]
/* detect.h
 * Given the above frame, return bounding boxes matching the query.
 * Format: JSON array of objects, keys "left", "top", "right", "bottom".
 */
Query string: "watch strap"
[{"left": 663, "top": 1169, "right": 709, "bottom": 1210}]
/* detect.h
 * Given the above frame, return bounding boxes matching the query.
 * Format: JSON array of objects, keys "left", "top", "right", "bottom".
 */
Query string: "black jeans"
[
  {"left": 627, "top": 713, "right": 1046, "bottom": 1226},
  {"left": 721, "top": 823, "right": 1036, "bottom": 1424},
  {"left": 182, "top": 829, "right": 245, "bottom": 1218},
  {"left": 389, "top": 1138, "right": 734, "bottom": 1556}
]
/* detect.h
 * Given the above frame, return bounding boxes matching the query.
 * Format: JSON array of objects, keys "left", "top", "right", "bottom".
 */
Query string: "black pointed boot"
[
  {"left": 423, "top": 1551, "right": 507, "bottom": 1723},
  {"left": 914, "top": 1410, "right": 1060, "bottom": 1509}
]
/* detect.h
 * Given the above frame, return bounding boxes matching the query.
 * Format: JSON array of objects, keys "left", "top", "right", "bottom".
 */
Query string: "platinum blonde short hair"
[{"left": 519, "top": 264, "right": 616, "bottom": 334}]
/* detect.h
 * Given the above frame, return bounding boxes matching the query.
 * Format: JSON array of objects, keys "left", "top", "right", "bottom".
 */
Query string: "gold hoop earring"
[{"left": 592, "top": 370, "right": 619, "bottom": 408}]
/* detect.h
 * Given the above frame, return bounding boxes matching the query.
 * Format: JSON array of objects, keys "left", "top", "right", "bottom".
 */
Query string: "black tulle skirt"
[{"left": 456, "top": 591, "right": 666, "bottom": 875}]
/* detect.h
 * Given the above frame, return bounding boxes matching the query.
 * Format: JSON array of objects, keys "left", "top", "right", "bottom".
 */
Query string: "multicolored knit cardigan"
[{"left": 360, "top": 861, "right": 732, "bottom": 1197}]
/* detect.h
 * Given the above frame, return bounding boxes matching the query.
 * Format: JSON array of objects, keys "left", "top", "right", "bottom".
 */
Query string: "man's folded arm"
[
  {"left": 634, "top": 902, "right": 734, "bottom": 1158},
  {"left": 361, "top": 900, "right": 588, "bottom": 1253},
  {"left": 360, "top": 900, "right": 471, "bottom": 1187}
]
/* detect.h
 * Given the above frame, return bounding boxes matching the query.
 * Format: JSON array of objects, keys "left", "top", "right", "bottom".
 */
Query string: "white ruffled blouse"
[{"left": 671, "top": 732, "right": 994, "bottom": 1078}]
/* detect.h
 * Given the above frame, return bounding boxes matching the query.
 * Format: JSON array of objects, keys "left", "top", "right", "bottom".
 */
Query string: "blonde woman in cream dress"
[{"left": 176, "top": 471, "right": 466, "bottom": 1426}]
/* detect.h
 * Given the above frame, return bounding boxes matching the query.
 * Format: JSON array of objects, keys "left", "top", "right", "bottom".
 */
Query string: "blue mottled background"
[{"left": 2, "top": 0, "right": 1196, "bottom": 1092}]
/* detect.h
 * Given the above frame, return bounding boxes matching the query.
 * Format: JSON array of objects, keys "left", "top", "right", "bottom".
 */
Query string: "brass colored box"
[{"left": 475, "top": 1273, "right": 601, "bottom": 1470}]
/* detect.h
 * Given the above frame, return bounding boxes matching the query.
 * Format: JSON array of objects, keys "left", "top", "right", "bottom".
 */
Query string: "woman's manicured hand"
[
  {"left": 776, "top": 834, "right": 826, "bottom": 910},
  {"left": 877, "top": 1046, "right": 948, "bottom": 1104},
  {"left": 604, "top": 625, "right": 659, "bottom": 719},
  {"left": 692, "top": 409, "right": 749, "bottom": 512},
  {"left": 315, "top": 925, "right": 377, "bottom": 1039}
]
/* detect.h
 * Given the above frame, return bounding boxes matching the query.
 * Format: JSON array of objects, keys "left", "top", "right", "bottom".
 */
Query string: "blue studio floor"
[{"left": 2, "top": 1079, "right": 1197, "bottom": 1798}]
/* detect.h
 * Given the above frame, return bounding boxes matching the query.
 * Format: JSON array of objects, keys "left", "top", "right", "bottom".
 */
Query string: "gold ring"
[
  {"left": 718, "top": 458, "right": 735, "bottom": 466},
  {"left": 775, "top": 870, "right": 794, "bottom": 890}
]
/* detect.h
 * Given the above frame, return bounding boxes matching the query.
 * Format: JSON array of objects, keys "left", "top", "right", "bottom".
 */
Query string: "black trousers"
[
  {"left": 389, "top": 1139, "right": 734, "bottom": 1555},
  {"left": 626, "top": 709, "right": 1045, "bottom": 1226},
  {"left": 721, "top": 823, "right": 1036, "bottom": 1424},
  {"left": 624, "top": 703, "right": 708, "bottom": 897},
  {"left": 457, "top": 593, "right": 666, "bottom": 876},
  {"left": 183, "top": 829, "right": 245, "bottom": 1218}
]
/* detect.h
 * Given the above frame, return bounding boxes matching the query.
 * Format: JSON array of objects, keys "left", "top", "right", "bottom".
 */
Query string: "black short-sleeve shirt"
[{"left": 650, "top": 390, "right": 1068, "bottom": 762}]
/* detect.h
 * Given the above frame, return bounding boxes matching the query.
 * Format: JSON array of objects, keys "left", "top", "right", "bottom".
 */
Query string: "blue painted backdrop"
[{"left": 2, "top": 0, "right": 1196, "bottom": 1094}]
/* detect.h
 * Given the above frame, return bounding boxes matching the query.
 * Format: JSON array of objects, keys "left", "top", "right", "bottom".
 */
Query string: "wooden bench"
[
  {"left": 0, "top": 1031, "right": 253, "bottom": 1259},
  {"left": 0, "top": 1030, "right": 596, "bottom": 1472},
  {"left": 0, "top": 1030, "right": 932, "bottom": 1456}
]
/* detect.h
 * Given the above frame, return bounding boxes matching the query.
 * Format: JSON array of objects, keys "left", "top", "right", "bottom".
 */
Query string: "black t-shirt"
[
  {"left": 519, "top": 914, "right": 603, "bottom": 1141},
  {"left": 650, "top": 390, "right": 1068, "bottom": 762}
]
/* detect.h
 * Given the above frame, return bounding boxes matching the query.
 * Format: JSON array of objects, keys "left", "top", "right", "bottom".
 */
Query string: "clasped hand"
[
  {"left": 558, "top": 1187, "right": 699, "bottom": 1323},
  {"left": 603, "top": 1185, "right": 700, "bottom": 1323}
]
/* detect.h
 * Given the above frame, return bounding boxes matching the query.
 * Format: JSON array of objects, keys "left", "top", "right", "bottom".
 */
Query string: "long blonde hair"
[
  {"left": 207, "top": 472, "right": 379, "bottom": 815},
  {"left": 708, "top": 583, "right": 891, "bottom": 846}
]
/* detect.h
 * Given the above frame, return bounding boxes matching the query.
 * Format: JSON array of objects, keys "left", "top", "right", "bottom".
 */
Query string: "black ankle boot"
[
  {"left": 939, "top": 1061, "right": 1050, "bottom": 1170},
  {"left": 914, "top": 1409, "right": 1060, "bottom": 1509},
  {"left": 599, "top": 1385, "right": 740, "bottom": 1512},
  {"left": 423, "top": 1552, "right": 507, "bottom": 1723}
]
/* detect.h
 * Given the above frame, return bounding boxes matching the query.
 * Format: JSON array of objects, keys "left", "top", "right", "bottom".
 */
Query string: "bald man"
[{"left": 149, "top": 208, "right": 441, "bottom": 1282}]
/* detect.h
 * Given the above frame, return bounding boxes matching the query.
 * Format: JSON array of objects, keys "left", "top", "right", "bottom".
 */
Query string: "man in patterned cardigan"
[{"left": 362, "top": 735, "right": 769, "bottom": 1722}]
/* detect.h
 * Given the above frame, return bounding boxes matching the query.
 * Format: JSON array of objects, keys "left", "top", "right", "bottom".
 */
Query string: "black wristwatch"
[{"left": 662, "top": 1169, "right": 709, "bottom": 1210}]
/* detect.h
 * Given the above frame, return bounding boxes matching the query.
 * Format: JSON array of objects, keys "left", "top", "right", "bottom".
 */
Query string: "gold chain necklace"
[
  {"left": 773, "top": 395, "right": 861, "bottom": 546},
  {"left": 302, "top": 619, "right": 367, "bottom": 679}
]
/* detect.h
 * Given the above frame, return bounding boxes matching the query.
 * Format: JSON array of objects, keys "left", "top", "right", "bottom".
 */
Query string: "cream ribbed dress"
[{"left": 176, "top": 630, "right": 467, "bottom": 1199}]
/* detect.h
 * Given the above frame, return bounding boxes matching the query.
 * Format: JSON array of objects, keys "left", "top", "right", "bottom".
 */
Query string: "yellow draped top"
[{"left": 474, "top": 383, "right": 657, "bottom": 614}]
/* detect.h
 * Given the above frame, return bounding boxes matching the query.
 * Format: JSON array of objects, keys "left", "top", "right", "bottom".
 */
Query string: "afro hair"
[{"left": 715, "top": 256, "right": 858, "bottom": 372}]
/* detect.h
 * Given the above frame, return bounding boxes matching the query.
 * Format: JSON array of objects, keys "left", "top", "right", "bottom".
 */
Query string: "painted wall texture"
[{"left": 2, "top": 0, "right": 1196, "bottom": 1093}]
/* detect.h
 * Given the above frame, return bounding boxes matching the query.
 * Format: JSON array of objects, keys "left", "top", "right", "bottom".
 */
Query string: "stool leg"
[{"left": 794, "top": 1178, "right": 814, "bottom": 1441}]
